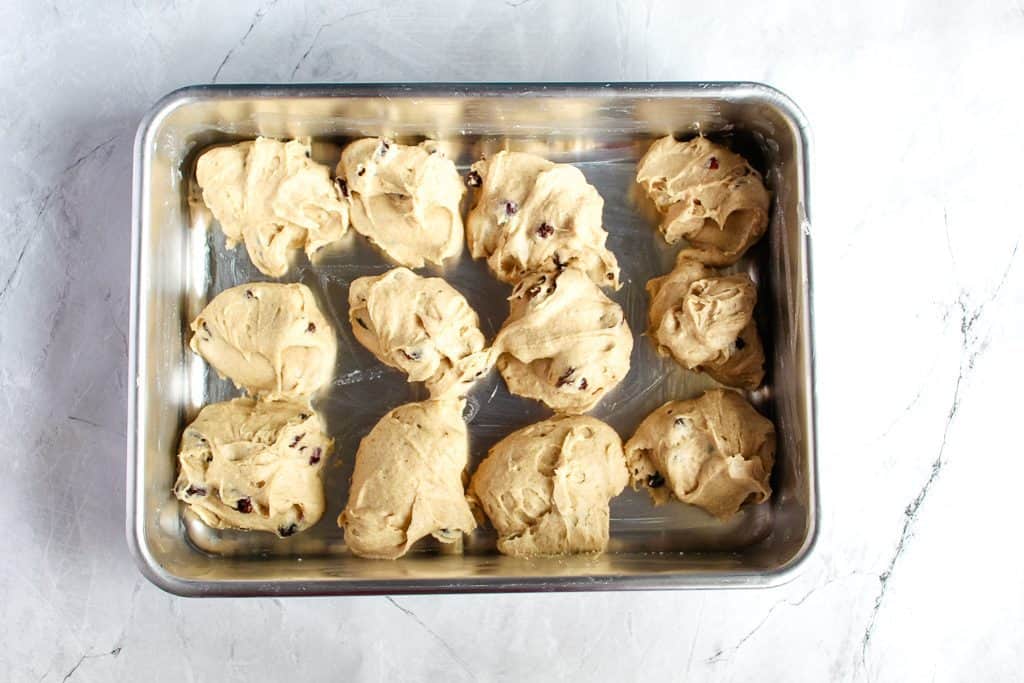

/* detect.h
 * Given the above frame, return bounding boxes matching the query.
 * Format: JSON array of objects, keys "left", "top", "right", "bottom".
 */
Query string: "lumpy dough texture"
[
  {"left": 624, "top": 389, "right": 775, "bottom": 519},
  {"left": 337, "top": 138, "right": 464, "bottom": 268},
  {"left": 468, "top": 415, "right": 628, "bottom": 557},
  {"left": 349, "top": 268, "right": 493, "bottom": 398},
  {"left": 190, "top": 282, "right": 337, "bottom": 400},
  {"left": 195, "top": 137, "right": 349, "bottom": 277},
  {"left": 636, "top": 136, "right": 770, "bottom": 265},
  {"left": 493, "top": 267, "right": 633, "bottom": 414},
  {"left": 174, "top": 398, "right": 332, "bottom": 537},
  {"left": 338, "top": 399, "right": 477, "bottom": 559},
  {"left": 465, "top": 151, "right": 620, "bottom": 287},
  {"left": 647, "top": 256, "right": 765, "bottom": 389}
]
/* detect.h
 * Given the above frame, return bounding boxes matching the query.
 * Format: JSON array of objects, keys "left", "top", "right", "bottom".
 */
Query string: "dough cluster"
[
  {"left": 190, "top": 282, "right": 337, "bottom": 400},
  {"left": 339, "top": 399, "right": 477, "bottom": 559},
  {"left": 636, "top": 136, "right": 770, "bottom": 265},
  {"left": 466, "top": 151, "right": 620, "bottom": 287},
  {"left": 196, "top": 137, "right": 349, "bottom": 277},
  {"left": 337, "top": 138, "right": 465, "bottom": 268},
  {"left": 624, "top": 389, "right": 775, "bottom": 519},
  {"left": 175, "top": 398, "right": 332, "bottom": 537},
  {"left": 493, "top": 267, "right": 633, "bottom": 414},
  {"left": 349, "top": 268, "right": 493, "bottom": 398},
  {"left": 469, "top": 415, "right": 628, "bottom": 557},
  {"left": 647, "top": 256, "right": 765, "bottom": 389}
]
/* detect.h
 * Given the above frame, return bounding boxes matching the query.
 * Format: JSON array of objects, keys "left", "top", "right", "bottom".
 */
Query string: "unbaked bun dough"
[
  {"left": 465, "top": 151, "right": 620, "bottom": 287},
  {"left": 190, "top": 282, "right": 337, "bottom": 400},
  {"left": 636, "top": 136, "right": 770, "bottom": 265},
  {"left": 349, "top": 268, "right": 493, "bottom": 398},
  {"left": 337, "top": 138, "right": 464, "bottom": 268},
  {"left": 195, "top": 137, "right": 349, "bottom": 277},
  {"left": 338, "top": 399, "right": 477, "bottom": 559},
  {"left": 624, "top": 389, "right": 775, "bottom": 519},
  {"left": 175, "top": 397, "right": 332, "bottom": 537},
  {"left": 468, "top": 415, "right": 628, "bottom": 556}
]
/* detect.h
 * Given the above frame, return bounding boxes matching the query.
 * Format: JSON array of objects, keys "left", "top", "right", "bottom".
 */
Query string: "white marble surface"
[{"left": 2, "top": 1, "right": 1022, "bottom": 681}]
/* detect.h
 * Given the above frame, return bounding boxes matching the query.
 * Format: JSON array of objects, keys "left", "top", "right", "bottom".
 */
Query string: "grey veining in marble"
[{"left": 1, "top": 1, "right": 1022, "bottom": 681}]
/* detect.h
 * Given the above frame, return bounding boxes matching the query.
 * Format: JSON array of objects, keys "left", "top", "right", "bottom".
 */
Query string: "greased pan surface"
[{"left": 128, "top": 83, "right": 816, "bottom": 595}]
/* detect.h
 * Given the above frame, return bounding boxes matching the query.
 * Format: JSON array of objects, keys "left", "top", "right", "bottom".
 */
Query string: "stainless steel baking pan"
[{"left": 128, "top": 83, "right": 816, "bottom": 596}]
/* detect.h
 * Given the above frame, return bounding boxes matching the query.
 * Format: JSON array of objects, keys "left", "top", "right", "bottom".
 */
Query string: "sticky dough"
[
  {"left": 195, "top": 137, "right": 349, "bottom": 277},
  {"left": 636, "top": 136, "right": 770, "bottom": 265},
  {"left": 190, "top": 282, "right": 337, "bottom": 400},
  {"left": 468, "top": 415, "right": 628, "bottom": 556},
  {"left": 494, "top": 267, "right": 633, "bottom": 414},
  {"left": 175, "top": 398, "right": 332, "bottom": 537},
  {"left": 337, "top": 138, "right": 465, "bottom": 268},
  {"left": 647, "top": 256, "right": 765, "bottom": 389},
  {"left": 466, "top": 151, "right": 620, "bottom": 287},
  {"left": 624, "top": 389, "right": 775, "bottom": 519},
  {"left": 349, "top": 268, "right": 493, "bottom": 398},
  {"left": 339, "top": 399, "right": 477, "bottom": 559}
]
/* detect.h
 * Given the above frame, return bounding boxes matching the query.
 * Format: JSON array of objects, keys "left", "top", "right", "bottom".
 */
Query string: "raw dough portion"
[
  {"left": 647, "top": 256, "right": 765, "bottom": 389},
  {"left": 195, "top": 137, "right": 349, "bottom": 277},
  {"left": 465, "top": 151, "right": 620, "bottom": 287},
  {"left": 349, "top": 268, "right": 493, "bottom": 398},
  {"left": 636, "top": 136, "right": 770, "bottom": 265},
  {"left": 174, "top": 397, "right": 332, "bottom": 537},
  {"left": 337, "top": 138, "right": 464, "bottom": 268},
  {"left": 339, "top": 399, "right": 477, "bottom": 559},
  {"left": 468, "top": 415, "right": 628, "bottom": 557},
  {"left": 494, "top": 267, "right": 633, "bottom": 414},
  {"left": 624, "top": 389, "right": 775, "bottom": 519},
  {"left": 190, "top": 282, "right": 337, "bottom": 400}
]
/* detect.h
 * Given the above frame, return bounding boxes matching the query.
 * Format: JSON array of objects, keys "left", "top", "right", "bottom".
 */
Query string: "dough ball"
[
  {"left": 636, "top": 136, "right": 770, "bottom": 265},
  {"left": 337, "top": 138, "right": 464, "bottom": 268},
  {"left": 339, "top": 399, "right": 476, "bottom": 559},
  {"left": 195, "top": 137, "right": 349, "bottom": 277},
  {"left": 468, "top": 415, "right": 628, "bottom": 556},
  {"left": 494, "top": 267, "right": 633, "bottom": 414},
  {"left": 624, "top": 389, "right": 775, "bottom": 519},
  {"left": 647, "top": 256, "right": 765, "bottom": 389},
  {"left": 349, "top": 267, "right": 493, "bottom": 398},
  {"left": 190, "top": 282, "right": 337, "bottom": 400},
  {"left": 465, "top": 150, "right": 620, "bottom": 287},
  {"left": 174, "top": 397, "right": 332, "bottom": 537}
]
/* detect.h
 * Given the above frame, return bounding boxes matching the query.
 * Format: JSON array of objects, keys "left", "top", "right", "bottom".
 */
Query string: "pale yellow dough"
[
  {"left": 466, "top": 151, "right": 620, "bottom": 287},
  {"left": 339, "top": 399, "right": 477, "bottom": 559},
  {"left": 636, "top": 136, "right": 770, "bottom": 265},
  {"left": 190, "top": 282, "right": 337, "bottom": 400},
  {"left": 624, "top": 389, "right": 775, "bottom": 519},
  {"left": 493, "top": 267, "right": 633, "bottom": 414},
  {"left": 647, "top": 256, "right": 765, "bottom": 389},
  {"left": 174, "top": 397, "right": 332, "bottom": 537},
  {"left": 468, "top": 415, "right": 628, "bottom": 557},
  {"left": 337, "top": 138, "right": 464, "bottom": 268},
  {"left": 349, "top": 268, "right": 493, "bottom": 398},
  {"left": 195, "top": 137, "right": 349, "bottom": 277}
]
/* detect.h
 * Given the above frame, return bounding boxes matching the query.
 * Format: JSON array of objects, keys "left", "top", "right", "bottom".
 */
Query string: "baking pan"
[{"left": 127, "top": 83, "right": 816, "bottom": 596}]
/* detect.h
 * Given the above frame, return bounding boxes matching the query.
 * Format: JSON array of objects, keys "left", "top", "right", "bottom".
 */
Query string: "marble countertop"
[{"left": 2, "top": 1, "right": 1022, "bottom": 681}]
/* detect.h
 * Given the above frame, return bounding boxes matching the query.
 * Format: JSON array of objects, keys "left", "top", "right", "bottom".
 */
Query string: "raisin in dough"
[
  {"left": 195, "top": 137, "right": 349, "bottom": 277},
  {"left": 349, "top": 267, "right": 493, "bottom": 398},
  {"left": 647, "top": 256, "right": 765, "bottom": 389},
  {"left": 624, "top": 389, "right": 775, "bottom": 519},
  {"left": 338, "top": 399, "right": 477, "bottom": 559},
  {"left": 190, "top": 282, "right": 337, "bottom": 400},
  {"left": 465, "top": 151, "right": 620, "bottom": 287},
  {"left": 493, "top": 267, "right": 633, "bottom": 414},
  {"left": 468, "top": 415, "right": 628, "bottom": 556},
  {"left": 175, "top": 398, "right": 332, "bottom": 537},
  {"left": 636, "top": 136, "right": 770, "bottom": 265},
  {"left": 337, "top": 138, "right": 464, "bottom": 268}
]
